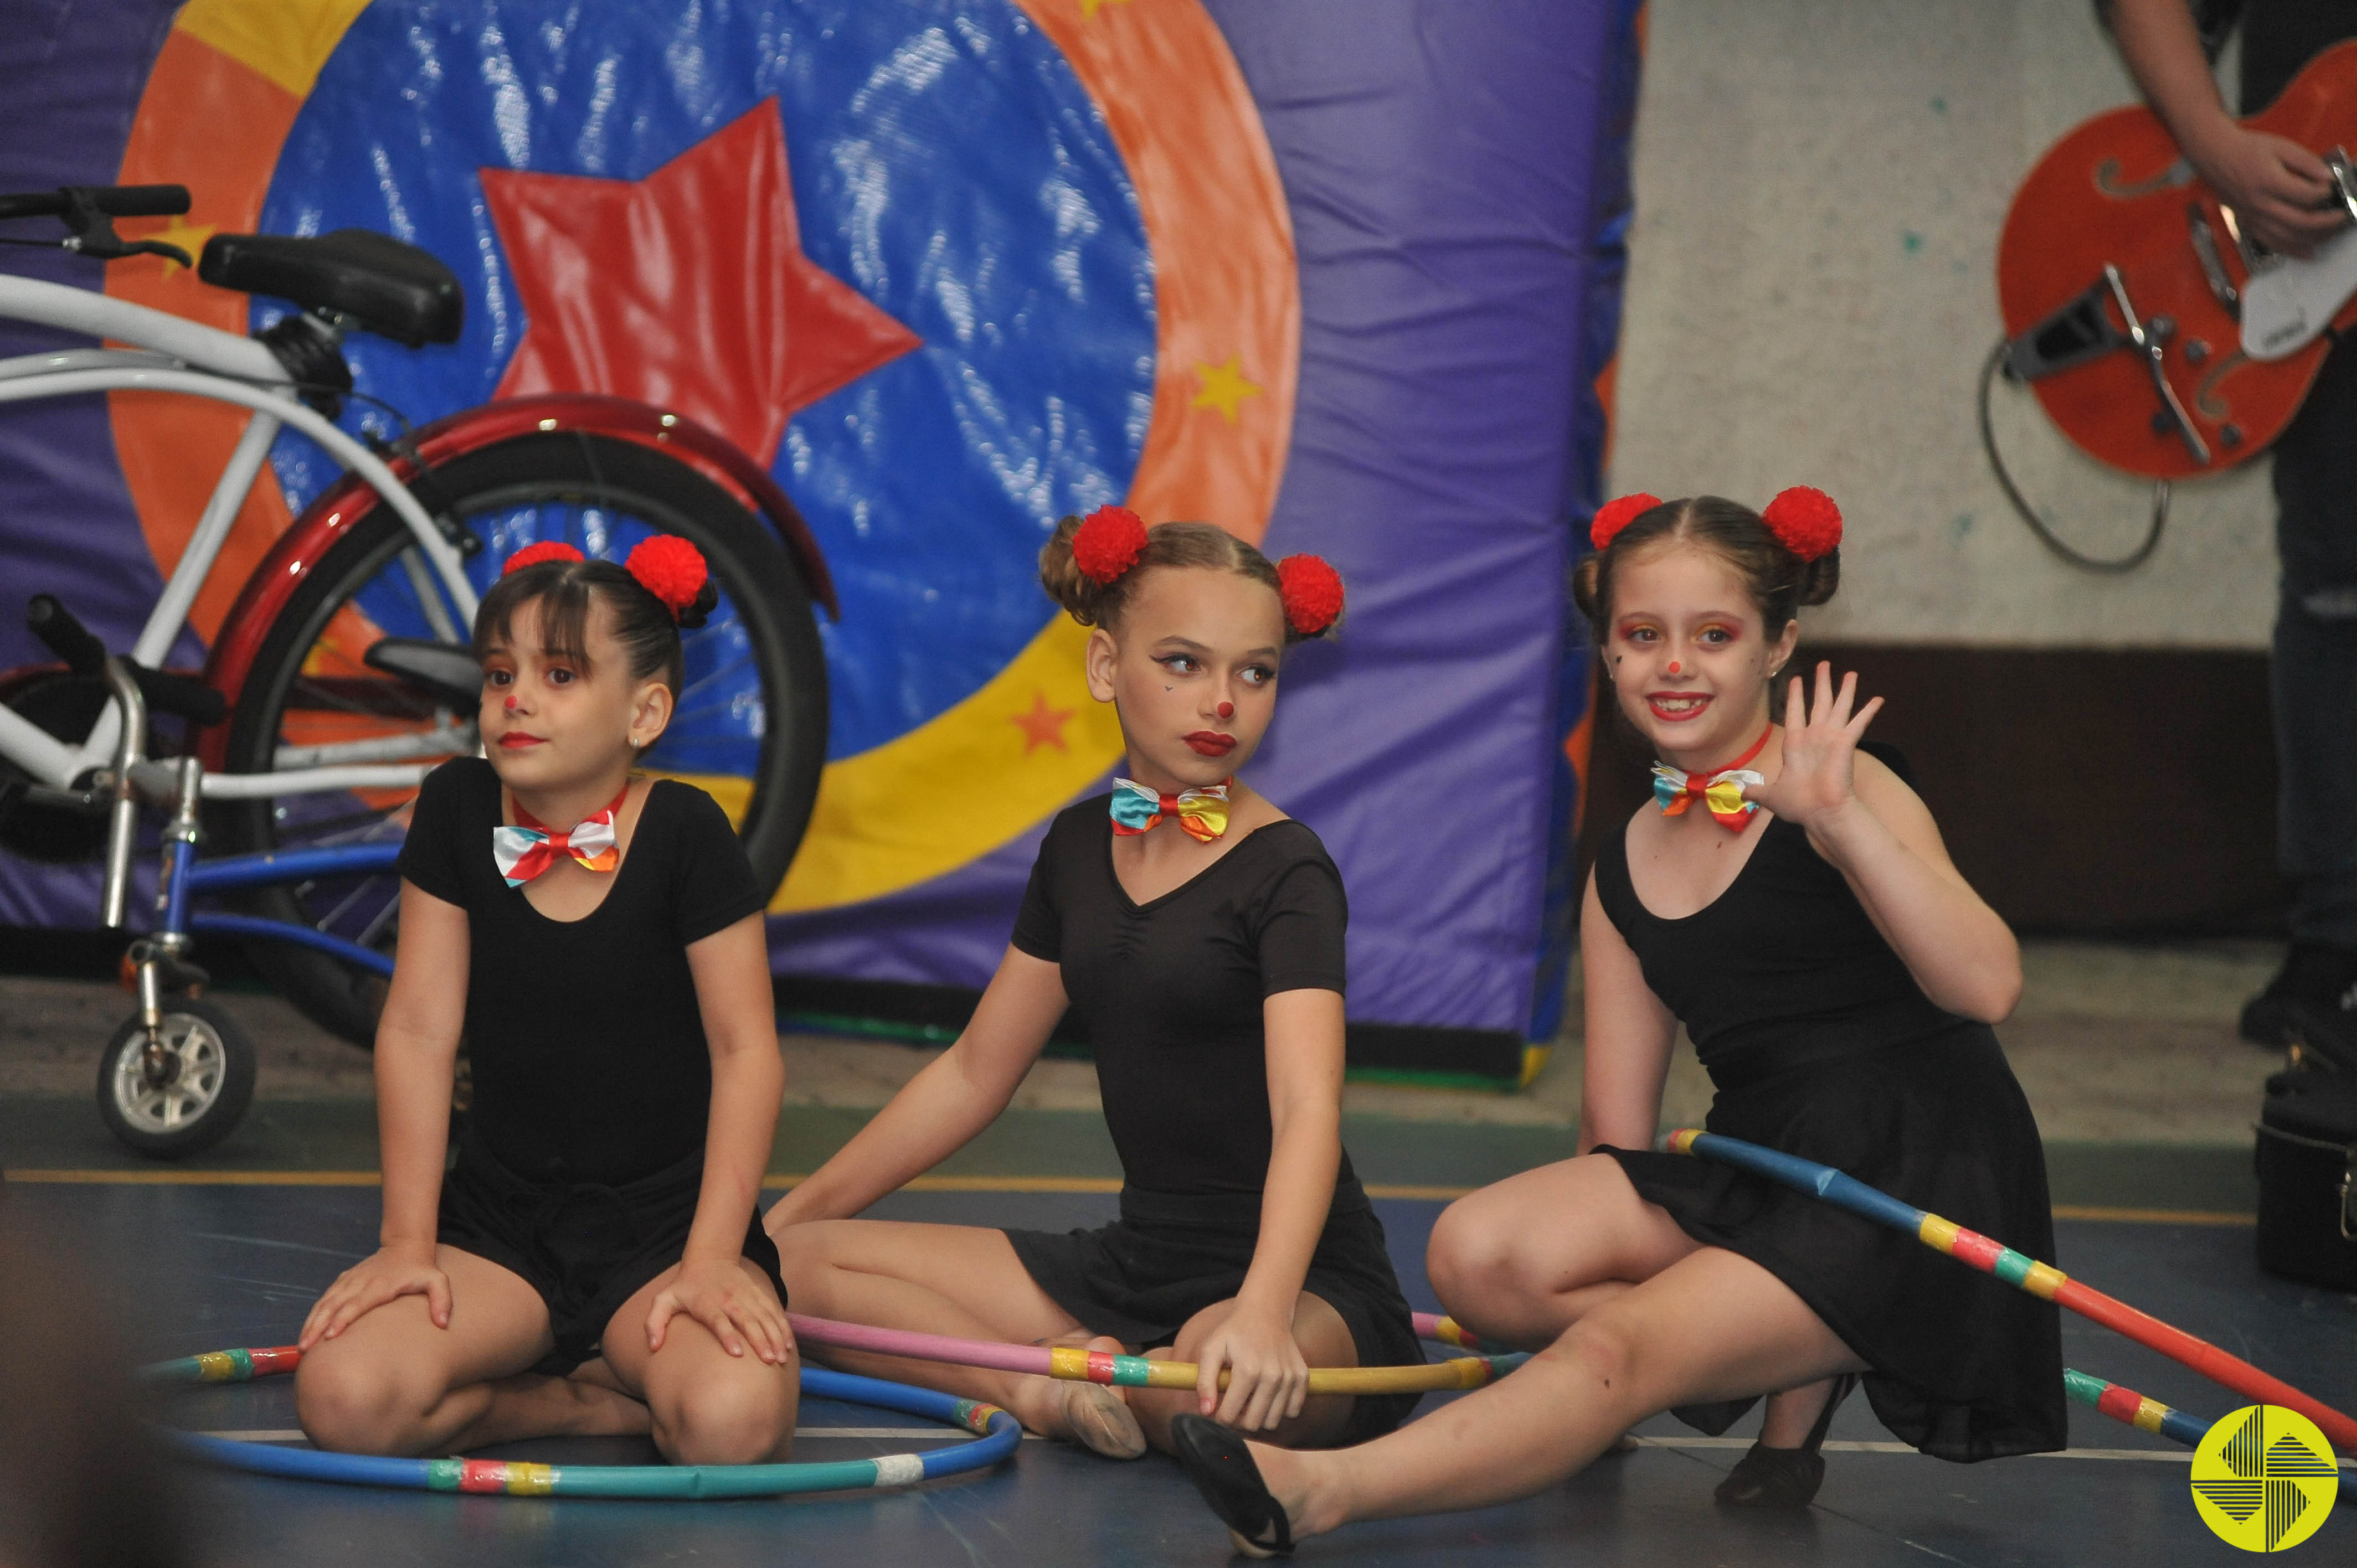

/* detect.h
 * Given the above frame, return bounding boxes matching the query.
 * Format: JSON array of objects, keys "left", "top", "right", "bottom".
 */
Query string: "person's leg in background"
[{"left": 2246, "top": 338, "right": 2357, "bottom": 1066}]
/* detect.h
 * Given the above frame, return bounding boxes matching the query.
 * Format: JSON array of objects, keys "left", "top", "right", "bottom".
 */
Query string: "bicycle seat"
[{"left": 199, "top": 230, "right": 463, "bottom": 348}]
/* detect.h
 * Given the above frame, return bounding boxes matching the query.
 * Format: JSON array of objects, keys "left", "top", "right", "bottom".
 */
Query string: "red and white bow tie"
[{"left": 493, "top": 785, "right": 627, "bottom": 887}]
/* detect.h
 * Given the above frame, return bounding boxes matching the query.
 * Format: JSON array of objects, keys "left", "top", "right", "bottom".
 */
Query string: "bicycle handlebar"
[{"left": 0, "top": 184, "right": 191, "bottom": 222}]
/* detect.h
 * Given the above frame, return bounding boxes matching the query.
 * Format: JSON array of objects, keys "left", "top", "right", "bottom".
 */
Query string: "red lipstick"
[
  {"left": 1185, "top": 731, "right": 1236, "bottom": 757},
  {"left": 498, "top": 732, "right": 545, "bottom": 749}
]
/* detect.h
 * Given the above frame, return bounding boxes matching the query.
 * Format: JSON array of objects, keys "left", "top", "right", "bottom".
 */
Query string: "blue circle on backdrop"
[{"left": 256, "top": 0, "right": 1155, "bottom": 760}]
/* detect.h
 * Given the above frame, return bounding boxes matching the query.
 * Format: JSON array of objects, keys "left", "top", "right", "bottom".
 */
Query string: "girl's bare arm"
[
  {"left": 1576, "top": 869, "right": 1680, "bottom": 1155},
  {"left": 763, "top": 946, "right": 1069, "bottom": 1233}
]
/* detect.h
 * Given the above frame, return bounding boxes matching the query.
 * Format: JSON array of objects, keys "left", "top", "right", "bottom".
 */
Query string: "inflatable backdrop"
[{"left": 0, "top": 0, "right": 1638, "bottom": 1080}]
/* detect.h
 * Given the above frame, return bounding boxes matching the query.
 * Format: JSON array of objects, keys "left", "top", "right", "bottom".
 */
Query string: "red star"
[
  {"left": 481, "top": 100, "right": 921, "bottom": 465},
  {"left": 1010, "top": 690, "right": 1075, "bottom": 754}
]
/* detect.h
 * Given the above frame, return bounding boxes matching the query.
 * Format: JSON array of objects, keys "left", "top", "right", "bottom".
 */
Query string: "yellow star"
[
  {"left": 1080, "top": 0, "right": 1133, "bottom": 18},
  {"left": 1010, "top": 689, "right": 1075, "bottom": 754},
  {"left": 1191, "top": 354, "right": 1262, "bottom": 423}
]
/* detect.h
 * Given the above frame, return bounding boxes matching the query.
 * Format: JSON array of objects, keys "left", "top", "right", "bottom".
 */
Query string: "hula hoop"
[
  {"left": 143, "top": 1347, "right": 1019, "bottom": 1499},
  {"left": 1659, "top": 1127, "right": 2357, "bottom": 1454},
  {"left": 787, "top": 1312, "right": 1527, "bottom": 1395}
]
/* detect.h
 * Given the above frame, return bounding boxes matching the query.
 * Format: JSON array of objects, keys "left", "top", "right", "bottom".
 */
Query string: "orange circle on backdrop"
[{"left": 106, "top": 0, "right": 1299, "bottom": 912}]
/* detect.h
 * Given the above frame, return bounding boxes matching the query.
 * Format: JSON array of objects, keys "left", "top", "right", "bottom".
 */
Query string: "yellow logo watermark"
[{"left": 2190, "top": 1405, "right": 2340, "bottom": 1552}]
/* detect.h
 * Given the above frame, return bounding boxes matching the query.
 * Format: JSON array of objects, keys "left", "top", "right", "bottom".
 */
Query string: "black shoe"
[
  {"left": 1713, "top": 1374, "right": 1856, "bottom": 1508},
  {"left": 1169, "top": 1414, "right": 1294, "bottom": 1558},
  {"left": 2240, "top": 944, "right": 2357, "bottom": 1055}
]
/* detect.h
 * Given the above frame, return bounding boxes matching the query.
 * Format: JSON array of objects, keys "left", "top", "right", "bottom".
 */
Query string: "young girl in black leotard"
[
  {"left": 764, "top": 507, "right": 1421, "bottom": 1459},
  {"left": 294, "top": 540, "right": 797, "bottom": 1466},
  {"left": 1167, "top": 490, "right": 2064, "bottom": 1555}
]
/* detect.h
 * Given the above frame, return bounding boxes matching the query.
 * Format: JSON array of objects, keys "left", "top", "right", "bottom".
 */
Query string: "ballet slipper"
[
  {"left": 1058, "top": 1379, "right": 1146, "bottom": 1460},
  {"left": 1170, "top": 1413, "right": 1293, "bottom": 1557},
  {"left": 1713, "top": 1373, "right": 1856, "bottom": 1508}
]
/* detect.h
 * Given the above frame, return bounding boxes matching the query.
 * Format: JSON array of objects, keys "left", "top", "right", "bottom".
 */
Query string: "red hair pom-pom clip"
[
  {"left": 625, "top": 535, "right": 710, "bottom": 618},
  {"left": 1072, "top": 505, "right": 1150, "bottom": 585},
  {"left": 1589, "top": 493, "right": 1661, "bottom": 551},
  {"left": 1277, "top": 554, "right": 1345, "bottom": 636},
  {"left": 502, "top": 540, "right": 584, "bottom": 575},
  {"left": 1761, "top": 486, "right": 1843, "bottom": 561}
]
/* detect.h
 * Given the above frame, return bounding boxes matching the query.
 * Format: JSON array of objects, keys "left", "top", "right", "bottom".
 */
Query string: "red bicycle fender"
[{"left": 198, "top": 395, "right": 836, "bottom": 765}]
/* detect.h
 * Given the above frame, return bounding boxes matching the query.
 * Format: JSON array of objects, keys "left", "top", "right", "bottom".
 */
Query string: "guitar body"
[{"left": 1997, "top": 39, "right": 2357, "bottom": 478}]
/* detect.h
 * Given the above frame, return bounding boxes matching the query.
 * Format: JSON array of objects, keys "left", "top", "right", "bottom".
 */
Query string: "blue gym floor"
[{"left": 8, "top": 1180, "right": 2351, "bottom": 1566}]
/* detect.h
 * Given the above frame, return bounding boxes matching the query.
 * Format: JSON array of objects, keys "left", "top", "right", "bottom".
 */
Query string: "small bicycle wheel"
[
  {"left": 219, "top": 433, "right": 828, "bottom": 1044},
  {"left": 96, "top": 996, "right": 257, "bottom": 1159}
]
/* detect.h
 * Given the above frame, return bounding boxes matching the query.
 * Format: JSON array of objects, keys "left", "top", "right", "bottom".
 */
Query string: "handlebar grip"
[
  {"left": 0, "top": 191, "right": 66, "bottom": 221},
  {"left": 27, "top": 594, "right": 107, "bottom": 678},
  {"left": 88, "top": 184, "right": 191, "bottom": 218}
]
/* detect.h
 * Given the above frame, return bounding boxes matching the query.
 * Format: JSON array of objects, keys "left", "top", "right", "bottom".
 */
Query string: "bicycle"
[{"left": 0, "top": 184, "right": 832, "bottom": 1046}]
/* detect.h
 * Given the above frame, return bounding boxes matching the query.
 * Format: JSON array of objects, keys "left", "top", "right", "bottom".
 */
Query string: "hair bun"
[
  {"left": 1275, "top": 554, "right": 1345, "bottom": 636},
  {"left": 625, "top": 535, "right": 710, "bottom": 621},
  {"left": 1761, "top": 487, "right": 1843, "bottom": 560},
  {"left": 502, "top": 540, "right": 585, "bottom": 574},
  {"left": 1072, "top": 505, "right": 1149, "bottom": 585},
  {"left": 1589, "top": 493, "right": 1661, "bottom": 551}
]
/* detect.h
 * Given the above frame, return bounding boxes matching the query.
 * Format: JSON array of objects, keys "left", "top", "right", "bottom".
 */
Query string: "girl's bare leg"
[
  {"left": 599, "top": 1258, "right": 799, "bottom": 1466},
  {"left": 1128, "top": 1292, "right": 1360, "bottom": 1454},
  {"left": 773, "top": 1219, "right": 1139, "bottom": 1451},
  {"left": 296, "top": 1246, "right": 649, "bottom": 1454},
  {"left": 1425, "top": 1153, "right": 1700, "bottom": 1349},
  {"left": 1244, "top": 1246, "right": 1868, "bottom": 1540}
]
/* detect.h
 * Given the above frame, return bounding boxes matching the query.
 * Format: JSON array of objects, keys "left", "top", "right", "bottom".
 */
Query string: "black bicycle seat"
[{"left": 199, "top": 229, "right": 463, "bottom": 348}]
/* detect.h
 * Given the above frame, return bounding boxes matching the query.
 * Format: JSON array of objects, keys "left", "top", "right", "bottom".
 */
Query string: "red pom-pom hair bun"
[
  {"left": 1759, "top": 487, "right": 1843, "bottom": 561},
  {"left": 1072, "top": 504, "right": 1150, "bottom": 585},
  {"left": 1276, "top": 554, "right": 1345, "bottom": 637},
  {"left": 624, "top": 534, "right": 710, "bottom": 620},
  {"left": 1589, "top": 493, "right": 1661, "bottom": 551},
  {"left": 502, "top": 540, "right": 585, "bottom": 574}
]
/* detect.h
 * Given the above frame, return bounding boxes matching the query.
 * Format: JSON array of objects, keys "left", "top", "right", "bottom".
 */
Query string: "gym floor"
[{"left": 2, "top": 943, "right": 2353, "bottom": 1565}]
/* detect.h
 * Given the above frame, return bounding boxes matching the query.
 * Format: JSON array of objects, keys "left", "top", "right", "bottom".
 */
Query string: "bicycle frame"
[{"left": 0, "top": 271, "right": 478, "bottom": 798}]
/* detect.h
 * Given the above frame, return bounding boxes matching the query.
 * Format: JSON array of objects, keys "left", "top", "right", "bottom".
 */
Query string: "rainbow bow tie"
[
  {"left": 1109, "top": 777, "right": 1231, "bottom": 843},
  {"left": 1650, "top": 762, "right": 1766, "bottom": 833},
  {"left": 493, "top": 787, "right": 626, "bottom": 886}
]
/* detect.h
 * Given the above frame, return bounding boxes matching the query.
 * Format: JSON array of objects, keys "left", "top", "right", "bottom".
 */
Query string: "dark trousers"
[{"left": 2271, "top": 337, "right": 2357, "bottom": 946}]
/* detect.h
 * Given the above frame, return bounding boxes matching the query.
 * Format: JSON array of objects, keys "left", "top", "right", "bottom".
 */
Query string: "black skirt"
[
  {"left": 1603, "top": 1021, "right": 2066, "bottom": 1463},
  {"left": 1005, "top": 1182, "right": 1424, "bottom": 1446},
  {"left": 438, "top": 1133, "right": 788, "bottom": 1376}
]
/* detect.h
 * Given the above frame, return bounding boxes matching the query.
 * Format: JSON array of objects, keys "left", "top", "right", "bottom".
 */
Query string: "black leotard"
[
  {"left": 396, "top": 756, "right": 783, "bottom": 1371},
  {"left": 1000, "top": 797, "right": 1422, "bottom": 1444},
  {"left": 1594, "top": 750, "right": 2066, "bottom": 1462}
]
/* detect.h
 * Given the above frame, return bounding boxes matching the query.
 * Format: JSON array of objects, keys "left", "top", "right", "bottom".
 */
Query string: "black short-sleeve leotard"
[
  {"left": 1594, "top": 745, "right": 2066, "bottom": 1462},
  {"left": 1000, "top": 797, "right": 1423, "bottom": 1443},
  {"left": 396, "top": 756, "right": 784, "bottom": 1370}
]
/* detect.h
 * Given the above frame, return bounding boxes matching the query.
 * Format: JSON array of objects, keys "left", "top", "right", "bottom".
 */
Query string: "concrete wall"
[{"left": 1611, "top": 0, "right": 2277, "bottom": 649}]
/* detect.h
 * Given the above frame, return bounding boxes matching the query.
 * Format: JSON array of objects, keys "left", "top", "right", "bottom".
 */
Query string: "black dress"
[
  {"left": 1002, "top": 797, "right": 1424, "bottom": 1444},
  {"left": 397, "top": 757, "right": 788, "bottom": 1374},
  {"left": 1593, "top": 757, "right": 2067, "bottom": 1463}
]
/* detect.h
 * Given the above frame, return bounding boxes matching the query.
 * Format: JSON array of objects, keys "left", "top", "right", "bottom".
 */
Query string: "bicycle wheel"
[{"left": 219, "top": 432, "right": 827, "bottom": 1044}]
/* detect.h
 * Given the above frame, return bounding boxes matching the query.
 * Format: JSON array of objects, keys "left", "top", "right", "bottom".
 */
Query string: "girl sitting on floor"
[
  {"left": 763, "top": 507, "right": 1423, "bottom": 1459},
  {"left": 295, "top": 539, "right": 796, "bottom": 1466},
  {"left": 1166, "top": 489, "right": 2065, "bottom": 1554}
]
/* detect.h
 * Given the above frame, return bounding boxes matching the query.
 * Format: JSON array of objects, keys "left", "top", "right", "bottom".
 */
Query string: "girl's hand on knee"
[
  {"left": 299, "top": 1246, "right": 451, "bottom": 1349},
  {"left": 646, "top": 1257, "right": 796, "bottom": 1365},
  {"left": 1197, "top": 1306, "right": 1309, "bottom": 1432}
]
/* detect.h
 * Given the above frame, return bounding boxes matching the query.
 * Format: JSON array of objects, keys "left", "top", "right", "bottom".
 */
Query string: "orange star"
[{"left": 1010, "top": 689, "right": 1075, "bottom": 753}]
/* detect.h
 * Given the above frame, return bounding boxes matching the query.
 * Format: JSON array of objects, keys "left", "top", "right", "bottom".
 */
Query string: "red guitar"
[{"left": 1997, "top": 40, "right": 2357, "bottom": 479}]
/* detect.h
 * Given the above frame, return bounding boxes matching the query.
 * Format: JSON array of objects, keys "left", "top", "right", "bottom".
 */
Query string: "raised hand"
[
  {"left": 299, "top": 1244, "right": 452, "bottom": 1348},
  {"left": 1749, "top": 662, "right": 1883, "bottom": 831},
  {"left": 645, "top": 1255, "right": 796, "bottom": 1365},
  {"left": 1195, "top": 1303, "right": 1309, "bottom": 1433}
]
